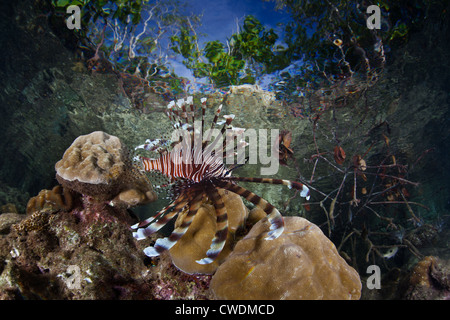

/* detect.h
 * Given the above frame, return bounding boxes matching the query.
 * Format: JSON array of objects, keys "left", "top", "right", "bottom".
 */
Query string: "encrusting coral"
[
  {"left": 55, "top": 131, "right": 157, "bottom": 206},
  {"left": 210, "top": 216, "right": 362, "bottom": 300},
  {"left": 405, "top": 256, "right": 450, "bottom": 300},
  {"left": 26, "top": 185, "right": 74, "bottom": 214},
  {"left": 0, "top": 201, "right": 212, "bottom": 299},
  {"left": 169, "top": 189, "right": 248, "bottom": 275}
]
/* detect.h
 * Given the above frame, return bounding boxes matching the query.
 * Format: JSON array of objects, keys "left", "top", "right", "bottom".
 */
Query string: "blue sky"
[{"left": 187, "top": 0, "right": 290, "bottom": 45}]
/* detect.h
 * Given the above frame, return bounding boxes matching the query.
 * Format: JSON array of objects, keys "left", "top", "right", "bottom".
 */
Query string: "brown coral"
[
  {"left": 404, "top": 256, "right": 450, "bottom": 300},
  {"left": 1, "top": 204, "right": 210, "bottom": 299},
  {"left": 409, "top": 256, "right": 436, "bottom": 288},
  {"left": 55, "top": 131, "right": 157, "bottom": 206},
  {"left": 210, "top": 216, "right": 361, "bottom": 300},
  {"left": 169, "top": 189, "right": 248, "bottom": 275},
  {"left": 26, "top": 185, "right": 74, "bottom": 215}
]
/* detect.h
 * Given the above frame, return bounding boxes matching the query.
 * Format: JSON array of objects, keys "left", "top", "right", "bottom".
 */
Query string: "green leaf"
[{"left": 55, "top": 0, "right": 71, "bottom": 7}]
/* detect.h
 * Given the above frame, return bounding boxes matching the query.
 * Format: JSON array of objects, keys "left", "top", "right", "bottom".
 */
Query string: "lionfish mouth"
[{"left": 131, "top": 96, "right": 310, "bottom": 265}]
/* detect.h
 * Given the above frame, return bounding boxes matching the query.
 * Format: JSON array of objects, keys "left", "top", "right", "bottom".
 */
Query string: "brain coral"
[
  {"left": 169, "top": 189, "right": 248, "bottom": 275},
  {"left": 210, "top": 216, "right": 361, "bottom": 300},
  {"left": 55, "top": 131, "right": 156, "bottom": 205}
]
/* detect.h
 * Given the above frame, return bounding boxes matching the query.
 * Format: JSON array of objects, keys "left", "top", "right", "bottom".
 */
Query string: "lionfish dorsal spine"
[
  {"left": 200, "top": 97, "right": 207, "bottom": 144},
  {"left": 203, "top": 104, "right": 223, "bottom": 147}
]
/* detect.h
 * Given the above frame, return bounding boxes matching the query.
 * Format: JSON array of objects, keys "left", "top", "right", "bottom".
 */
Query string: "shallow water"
[{"left": 0, "top": 0, "right": 449, "bottom": 300}]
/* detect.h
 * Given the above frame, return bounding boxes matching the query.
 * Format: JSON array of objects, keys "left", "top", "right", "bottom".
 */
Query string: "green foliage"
[
  {"left": 52, "top": 0, "right": 147, "bottom": 31},
  {"left": 171, "top": 15, "right": 288, "bottom": 87},
  {"left": 52, "top": 0, "right": 201, "bottom": 82},
  {"left": 272, "top": 0, "right": 430, "bottom": 79},
  {"left": 52, "top": 0, "right": 433, "bottom": 94},
  {"left": 230, "top": 15, "right": 280, "bottom": 71}
]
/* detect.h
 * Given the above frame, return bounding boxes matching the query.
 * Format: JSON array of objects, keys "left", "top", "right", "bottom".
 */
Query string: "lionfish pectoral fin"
[
  {"left": 219, "top": 181, "right": 285, "bottom": 241},
  {"left": 196, "top": 242, "right": 227, "bottom": 264},
  {"left": 130, "top": 218, "right": 154, "bottom": 230},
  {"left": 143, "top": 246, "right": 159, "bottom": 257},
  {"left": 196, "top": 188, "right": 229, "bottom": 265},
  {"left": 142, "top": 228, "right": 186, "bottom": 258},
  {"left": 142, "top": 193, "right": 203, "bottom": 258},
  {"left": 143, "top": 237, "right": 174, "bottom": 257},
  {"left": 196, "top": 227, "right": 228, "bottom": 265},
  {"left": 290, "top": 181, "right": 311, "bottom": 200},
  {"left": 133, "top": 228, "right": 150, "bottom": 241},
  {"left": 196, "top": 257, "right": 214, "bottom": 265},
  {"left": 266, "top": 212, "right": 285, "bottom": 240},
  {"left": 225, "top": 177, "right": 311, "bottom": 201},
  {"left": 132, "top": 197, "right": 188, "bottom": 240}
]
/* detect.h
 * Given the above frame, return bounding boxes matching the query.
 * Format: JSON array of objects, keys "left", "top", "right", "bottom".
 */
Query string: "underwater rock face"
[
  {"left": 0, "top": 202, "right": 212, "bottom": 299},
  {"left": 210, "top": 216, "right": 361, "bottom": 300},
  {"left": 0, "top": 213, "right": 25, "bottom": 235}
]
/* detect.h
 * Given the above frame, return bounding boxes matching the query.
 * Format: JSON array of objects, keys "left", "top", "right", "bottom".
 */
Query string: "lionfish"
[{"left": 131, "top": 96, "right": 310, "bottom": 264}]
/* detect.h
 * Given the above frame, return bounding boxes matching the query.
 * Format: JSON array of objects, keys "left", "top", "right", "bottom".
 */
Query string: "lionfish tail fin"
[{"left": 130, "top": 203, "right": 171, "bottom": 233}]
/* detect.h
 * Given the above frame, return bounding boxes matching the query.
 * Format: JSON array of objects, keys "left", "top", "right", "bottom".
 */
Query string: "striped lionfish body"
[{"left": 131, "top": 96, "right": 310, "bottom": 265}]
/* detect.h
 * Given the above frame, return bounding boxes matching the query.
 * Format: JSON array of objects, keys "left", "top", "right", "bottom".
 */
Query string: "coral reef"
[
  {"left": 0, "top": 203, "right": 18, "bottom": 214},
  {"left": 0, "top": 199, "right": 212, "bottom": 299},
  {"left": 210, "top": 216, "right": 361, "bottom": 300},
  {"left": 26, "top": 185, "right": 75, "bottom": 214},
  {"left": 404, "top": 256, "right": 450, "bottom": 300},
  {"left": 0, "top": 0, "right": 448, "bottom": 301},
  {"left": 55, "top": 131, "right": 157, "bottom": 206},
  {"left": 0, "top": 213, "right": 25, "bottom": 234},
  {"left": 150, "top": 252, "right": 213, "bottom": 299},
  {"left": 55, "top": 131, "right": 125, "bottom": 187},
  {"left": 169, "top": 189, "right": 248, "bottom": 275}
]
